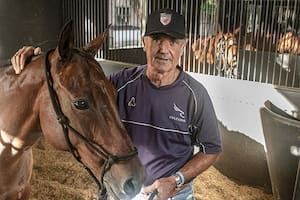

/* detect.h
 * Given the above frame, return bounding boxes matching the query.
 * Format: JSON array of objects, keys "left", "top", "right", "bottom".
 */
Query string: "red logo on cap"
[{"left": 160, "top": 13, "right": 172, "bottom": 25}]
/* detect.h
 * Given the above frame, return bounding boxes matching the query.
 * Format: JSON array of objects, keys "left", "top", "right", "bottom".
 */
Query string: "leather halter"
[{"left": 44, "top": 49, "right": 138, "bottom": 199}]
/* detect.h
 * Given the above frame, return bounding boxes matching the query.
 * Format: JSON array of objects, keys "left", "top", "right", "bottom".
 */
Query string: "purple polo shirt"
[{"left": 108, "top": 65, "right": 221, "bottom": 186}]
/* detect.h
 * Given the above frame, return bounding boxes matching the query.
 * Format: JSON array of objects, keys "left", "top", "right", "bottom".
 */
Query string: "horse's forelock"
[{"left": 56, "top": 49, "right": 110, "bottom": 96}]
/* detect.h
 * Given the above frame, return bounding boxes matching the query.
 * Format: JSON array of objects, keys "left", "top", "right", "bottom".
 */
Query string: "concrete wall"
[{"left": 189, "top": 73, "right": 296, "bottom": 192}]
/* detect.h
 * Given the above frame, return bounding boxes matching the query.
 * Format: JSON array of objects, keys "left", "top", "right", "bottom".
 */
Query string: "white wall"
[{"left": 188, "top": 73, "right": 296, "bottom": 148}]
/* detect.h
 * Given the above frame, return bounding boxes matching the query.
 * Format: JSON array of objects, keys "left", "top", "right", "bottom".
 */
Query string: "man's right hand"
[{"left": 11, "top": 46, "right": 42, "bottom": 74}]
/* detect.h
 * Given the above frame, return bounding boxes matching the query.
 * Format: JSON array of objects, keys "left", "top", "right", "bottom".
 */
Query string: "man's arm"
[
  {"left": 11, "top": 46, "right": 41, "bottom": 74},
  {"left": 143, "top": 152, "right": 219, "bottom": 200},
  {"left": 179, "top": 152, "right": 219, "bottom": 183}
]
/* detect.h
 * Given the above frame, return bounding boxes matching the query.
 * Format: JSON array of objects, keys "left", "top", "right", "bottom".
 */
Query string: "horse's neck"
[{"left": 0, "top": 57, "right": 46, "bottom": 148}]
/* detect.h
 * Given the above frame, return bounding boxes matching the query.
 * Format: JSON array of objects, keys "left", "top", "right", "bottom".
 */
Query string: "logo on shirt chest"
[{"left": 169, "top": 103, "right": 186, "bottom": 123}]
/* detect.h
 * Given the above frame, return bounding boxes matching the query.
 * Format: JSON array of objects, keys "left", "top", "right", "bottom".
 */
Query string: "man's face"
[{"left": 143, "top": 34, "right": 186, "bottom": 74}]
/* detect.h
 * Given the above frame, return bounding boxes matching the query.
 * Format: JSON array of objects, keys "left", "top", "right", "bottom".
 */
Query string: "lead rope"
[{"left": 148, "top": 189, "right": 158, "bottom": 200}]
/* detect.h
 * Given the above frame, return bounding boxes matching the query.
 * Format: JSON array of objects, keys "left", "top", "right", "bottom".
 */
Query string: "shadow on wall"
[
  {"left": 214, "top": 120, "right": 272, "bottom": 193},
  {"left": 0, "top": 0, "right": 62, "bottom": 66}
]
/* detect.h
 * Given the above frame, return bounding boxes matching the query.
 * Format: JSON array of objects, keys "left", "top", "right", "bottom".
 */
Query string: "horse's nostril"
[{"left": 123, "top": 178, "right": 135, "bottom": 195}]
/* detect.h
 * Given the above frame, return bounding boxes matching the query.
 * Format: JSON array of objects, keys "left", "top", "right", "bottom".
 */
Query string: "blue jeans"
[
  {"left": 169, "top": 182, "right": 194, "bottom": 200},
  {"left": 132, "top": 181, "right": 194, "bottom": 200}
]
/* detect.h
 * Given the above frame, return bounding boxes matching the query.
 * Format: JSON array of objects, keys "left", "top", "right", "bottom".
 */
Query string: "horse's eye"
[{"left": 73, "top": 99, "right": 89, "bottom": 110}]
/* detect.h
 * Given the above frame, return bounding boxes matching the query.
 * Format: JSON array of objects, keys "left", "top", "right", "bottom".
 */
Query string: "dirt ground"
[{"left": 29, "top": 139, "right": 273, "bottom": 200}]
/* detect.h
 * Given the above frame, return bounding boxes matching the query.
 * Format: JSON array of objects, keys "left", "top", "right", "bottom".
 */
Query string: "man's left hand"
[{"left": 143, "top": 176, "right": 176, "bottom": 200}]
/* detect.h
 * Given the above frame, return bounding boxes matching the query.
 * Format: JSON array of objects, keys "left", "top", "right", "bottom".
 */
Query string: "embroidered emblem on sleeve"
[{"left": 128, "top": 97, "right": 136, "bottom": 107}]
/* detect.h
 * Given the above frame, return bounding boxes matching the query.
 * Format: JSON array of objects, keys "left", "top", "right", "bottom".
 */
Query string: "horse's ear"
[
  {"left": 58, "top": 20, "right": 74, "bottom": 59},
  {"left": 233, "top": 27, "right": 241, "bottom": 35},
  {"left": 83, "top": 24, "right": 111, "bottom": 57},
  {"left": 217, "top": 24, "right": 223, "bottom": 39}
]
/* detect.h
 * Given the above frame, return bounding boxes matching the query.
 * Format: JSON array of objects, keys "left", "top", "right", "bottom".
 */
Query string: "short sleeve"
[{"left": 188, "top": 79, "right": 222, "bottom": 154}]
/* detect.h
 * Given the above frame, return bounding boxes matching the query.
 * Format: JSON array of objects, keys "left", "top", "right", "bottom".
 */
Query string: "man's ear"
[
  {"left": 141, "top": 36, "right": 146, "bottom": 51},
  {"left": 182, "top": 39, "right": 187, "bottom": 48},
  {"left": 180, "top": 40, "right": 186, "bottom": 56},
  {"left": 179, "top": 39, "right": 187, "bottom": 53}
]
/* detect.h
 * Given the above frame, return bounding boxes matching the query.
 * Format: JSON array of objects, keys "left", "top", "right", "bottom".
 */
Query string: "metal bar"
[
  {"left": 96, "top": 0, "right": 100, "bottom": 58},
  {"left": 290, "top": 0, "right": 298, "bottom": 87},
  {"left": 104, "top": 0, "right": 108, "bottom": 59},
  {"left": 246, "top": 0, "right": 253, "bottom": 81},
  {"left": 198, "top": 0, "right": 203, "bottom": 74},
  {"left": 209, "top": 0, "right": 215, "bottom": 75},
  {"left": 219, "top": 0, "right": 226, "bottom": 76},
  {"left": 78, "top": 0, "right": 82, "bottom": 48},
  {"left": 258, "top": 0, "right": 267, "bottom": 83},
  {"left": 192, "top": 0, "right": 199, "bottom": 73},
  {"left": 284, "top": 0, "right": 291, "bottom": 86},
  {"left": 188, "top": 0, "right": 194, "bottom": 72},
  {"left": 202, "top": 1, "right": 208, "bottom": 74},
  {"left": 267, "top": 0, "right": 277, "bottom": 84},
  {"left": 232, "top": 0, "right": 238, "bottom": 79},
  {"left": 240, "top": 0, "right": 246, "bottom": 80},
  {"left": 77, "top": 0, "right": 80, "bottom": 47},
  {"left": 252, "top": 0, "right": 260, "bottom": 82},
  {"left": 87, "top": 0, "right": 91, "bottom": 46},
  {"left": 196, "top": 0, "right": 203, "bottom": 73},
  {"left": 213, "top": 0, "right": 220, "bottom": 76},
  {"left": 237, "top": 0, "right": 244, "bottom": 80},
  {"left": 180, "top": 0, "right": 185, "bottom": 69},
  {"left": 276, "top": 0, "right": 285, "bottom": 85}
]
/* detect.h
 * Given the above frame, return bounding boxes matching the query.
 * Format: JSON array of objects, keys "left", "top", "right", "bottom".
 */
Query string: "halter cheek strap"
[{"left": 44, "top": 49, "right": 138, "bottom": 200}]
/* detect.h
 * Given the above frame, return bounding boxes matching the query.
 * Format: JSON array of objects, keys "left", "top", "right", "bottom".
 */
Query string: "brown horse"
[
  {"left": 192, "top": 35, "right": 216, "bottom": 65},
  {"left": 0, "top": 21, "right": 145, "bottom": 200},
  {"left": 215, "top": 26, "right": 240, "bottom": 77},
  {"left": 191, "top": 25, "right": 240, "bottom": 77},
  {"left": 277, "top": 31, "right": 300, "bottom": 54}
]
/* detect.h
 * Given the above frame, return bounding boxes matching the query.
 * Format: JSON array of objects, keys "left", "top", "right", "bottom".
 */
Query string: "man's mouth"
[{"left": 155, "top": 56, "right": 169, "bottom": 61}]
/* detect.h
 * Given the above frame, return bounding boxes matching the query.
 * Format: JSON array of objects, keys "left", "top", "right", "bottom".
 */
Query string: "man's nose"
[{"left": 159, "top": 40, "right": 171, "bottom": 52}]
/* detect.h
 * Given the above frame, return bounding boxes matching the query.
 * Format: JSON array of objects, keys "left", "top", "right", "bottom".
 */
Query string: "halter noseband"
[{"left": 44, "top": 49, "right": 138, "bottom": 200}]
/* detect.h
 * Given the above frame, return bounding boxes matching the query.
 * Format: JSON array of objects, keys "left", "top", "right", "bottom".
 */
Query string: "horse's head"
[
  {"left": 277, "top": 31, "right": 300, "bottom": 54},
  {"left": 40, "top": 21, "right": 146, "bottom": 199},
  {"left": 192, "top": 36, "right": 215, "bottom": 64},
  {"left": 215, "top": 26, "right": 240, "bottom": 72}
]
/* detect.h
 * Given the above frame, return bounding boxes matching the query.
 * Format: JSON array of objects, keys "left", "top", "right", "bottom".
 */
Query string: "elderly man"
[{"left": 11, "top": 8, "right": 222, "bottom": 200}]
